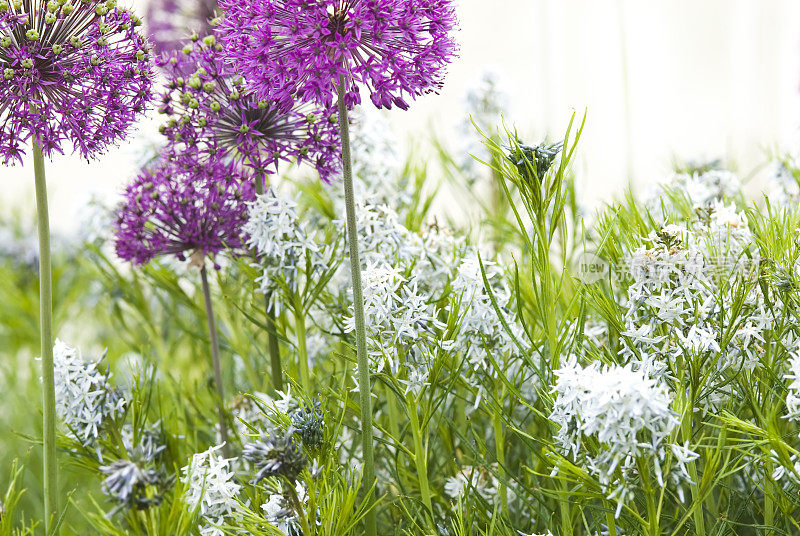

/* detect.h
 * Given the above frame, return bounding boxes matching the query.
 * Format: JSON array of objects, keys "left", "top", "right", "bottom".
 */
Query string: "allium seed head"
[
  {"left": 0, "top": 0, "right": 153, "bottom": 164},
  {"left": 156, "top": 35, "right": 341, "bottom": 182},
  {"left": 216, "top": 0, "right": 459, "bottom": 110},
  {"left": 114, "top": 154, "right": 255, "bottom": 267}
]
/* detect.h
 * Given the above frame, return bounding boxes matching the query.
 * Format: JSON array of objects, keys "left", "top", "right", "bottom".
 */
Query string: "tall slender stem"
[
  {"left": 293, "top": 296, "right": 311, "bottom": 393},
  {"left": 200, "top": 265, "right": 230, "bottom": 455},
  {"left": 33, "top": 141, "right": 58, "bottom": 534},
  {"left": 337, "top": 81, "right": 376, "bottom": 536},
  {"left": 253, "top": 175, "right": 284, "bottom": 392}
]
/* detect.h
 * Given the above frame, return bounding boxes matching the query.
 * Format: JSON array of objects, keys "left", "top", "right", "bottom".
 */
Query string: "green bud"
[
  {"left": 12, "top": 0, "right": 20, "bottom": 9},
  {"left": 0, "top": 1, "right": 9, "bottom": 13},
  {"left": 70, "top": 36, "right": 81, "bottom": 47},
  {"left": 96, "top": 36, "right": 107, "bottom": 46},
  {"left": 94, "top": 4, "right": 107, "bottom": 15},
  {"left": 300, "top": 147, "right": 310, "bottom": 156},
  {"left": 210, "top": 16, "right": 221, "bottom": 26},
  {"left": 239, "top": 124, "right": 250, "bottom": 133},
  {"left": 25, "top": 29, "right": 39, "bottom": 41},
  {"left": 198, "top": 117, "right": 207, "bottom": 127},
  {"left": 150, "top": 191, "right": 159, "bottom": 200},
  {"left": 3, "top": 68, "right": 13, "bottom": 79},
  {"left": 229, "top": 89, "right": 239, "bottom": 100},
  {"left": 210, "top": 101, "right": 221, "bottom": 112},
  {"left": 99, "top": 23, "right": 110, "bottom": 34},
  {"left": 328, "top": 114, "right": 337, "bottom": 124},
  {"left": 104, "top": 0, "right": 115, "bottom": 7},
  {"left": 44, "top": 12, "right": 56, "bottom": 23},
  {"left": 190, "top": 32, "right": 199, "bottom": 42},
  {"left": 143, "top": 181, "right": 154, "bottom": 190},
  {"left": 61, "top": 3, "right": 73, "bottom": 13},
  {"left": 135, "top": 49, "right": 146, "bottom": 61},
  {"left": 188, "top": 75, "right": 202, "bottom": 89},
  {"left": 175, "top": 76, "right": 185, "bottom": 87},
  {"left": 158, "top": 124, "right": 166, "bottom": 134},
  {"left": 188, "top": 98, "right": 199, "bottom": 109},
  {"left": 52, "top": 44, "right": 63, "bottom": 54},
  {"left": 258, "top": 100, "right": 268, "bottom": 109},
  {"left": 21, "top": 58, "right": 32, "bottom": 68},
  {"left": 196, "top": 67, "right": 207, "bottom": 76},
  {"left": 47, "top": 0, "right": 58, "bottom": 11},
  {"left": 202, "top": 35, "right": 216, "bottom": 46},
  {"left": 306, "top": 113, "right": 317, "bottom": 124},
  {"left": 202, "top": 81, "right": 215, "bottom": 93},
  {"left": 0, "top": 37, "right": 11, "bottom": 47},
  {"left": 182, "top": 44, "right": 192, "bottom": 55}
]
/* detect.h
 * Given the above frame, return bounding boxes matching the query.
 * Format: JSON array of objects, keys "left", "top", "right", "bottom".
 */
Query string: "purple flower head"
[
  {"left": 114, "top": 155, "right": 255, "bottom": 268},
  {"left": 156, "top": 34, "right": 341, "bottom": 182},
  {"left": 0, "top": 0, "right": 153, "bottom": 165},
  {"left": 145, "top": 0, "right": 217, "bottom": 55},
  {"left": 216, "top": 0, "right": 459, "bottom": 110}
]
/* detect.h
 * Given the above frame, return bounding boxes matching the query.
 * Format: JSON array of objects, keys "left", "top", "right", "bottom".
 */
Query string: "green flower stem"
[
  {"left": 491, "top": 398, "right": 508, "bottom": 514},
  {"left": 293, "top": 295, "right": 311, "bottom": 393},
  {"left": 336, "top": 80, "right": 376, "bottom": 536},
  {"left": 253, "top": 175, "right": 283, "bottom": 393},
  {"left": 200, "top": 265, "right": 230, "bottom": 456},
  {"left": 33, "top": 141, "right": 58, "bottom": 534},
  {"left": 287, "top": 480, "right": 312, "bottom": 536},
  {"left": 407, "top": 392, "right": 434, "bottom": 530}
]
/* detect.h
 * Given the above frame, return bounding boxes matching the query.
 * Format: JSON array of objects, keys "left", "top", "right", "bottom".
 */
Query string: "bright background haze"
[{"left": 3, "top": 0, "right": 800, "bottom": 228}]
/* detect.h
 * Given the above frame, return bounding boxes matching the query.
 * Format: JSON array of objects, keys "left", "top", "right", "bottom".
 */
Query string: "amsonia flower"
[
  {"left": 114, "top": 155, "right": 254, "bottom": 267},
  {"left": 156, "top": 34, "right": 340, "bottom": 181},
  {"left": 216, "top": 0, "right": 459, "bottom": 109},
  {"left": 146, "top": 0, "right": 217, "bottom": 54},
  {"left": 0, "top": 0, "right": 153, "bottom": 164}
]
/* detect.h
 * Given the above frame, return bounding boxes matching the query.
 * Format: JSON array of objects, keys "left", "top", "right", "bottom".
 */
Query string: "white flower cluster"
[
  {"left": 549, "top": 359, "right": 685, "bottom": 514},
  {"left": 244, "top": 189, "right": 330, "bottom": 310},
  {"left": 51, "top": 339, "right": 126, "bottom": 446},
  {"left": 452, "top": 249, "right": 529, "bottom": 374},
  {"left": 181, "top": 444, "right": 242, "bottom": 536},
  {"left": 346, "top": 259, "right": 447, "bottom": 391},
  {"left": 621, "top": 201, "right": 769, "bottom": 408}
]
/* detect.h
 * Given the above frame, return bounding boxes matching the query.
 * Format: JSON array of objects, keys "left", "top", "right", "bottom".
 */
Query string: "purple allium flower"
[
  {"left": 0, "top": 0, "right": 153, "bottom": 164},
  {"left": 156, "top": 34, "right": 341, "bottom": 182},
  {"left": 114, "top": 155, "right": 255, "bottom": 267},
  {"left": 145, "top": 0, "right": 217, "bottom": 55},
  {"left": 216, "top": 0, "right": 459, "bottom": 110}
]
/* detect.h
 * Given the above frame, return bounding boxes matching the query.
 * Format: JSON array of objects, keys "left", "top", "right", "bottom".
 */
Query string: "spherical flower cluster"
[
  {"left": 243, "top": 428, "right": 307, "bottom": 483},
  {"left": 216, "top": 0, "right": 459, "bottom": 110},
  {"left": 114, "top": 156, "right": 254, "bottom": 267},
  {"left": 549, "top": 358, "right": 685, "bottom": 512},
  {"left": 146, "top": 0, "right": 217, "bottom": 54},
  {"left": 100, "top": 456, "right": 168, "bottom": 511},
  {"left": 156, "top": 34, "right": 340, "bottom": 181},
  {"left": 0, "top": 0, "right": 153, "bottom": 164}
]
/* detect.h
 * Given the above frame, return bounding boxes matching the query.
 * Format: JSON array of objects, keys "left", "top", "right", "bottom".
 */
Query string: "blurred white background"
[{"left": 4, "top": 0, "right": 800, "bottom": 228}]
